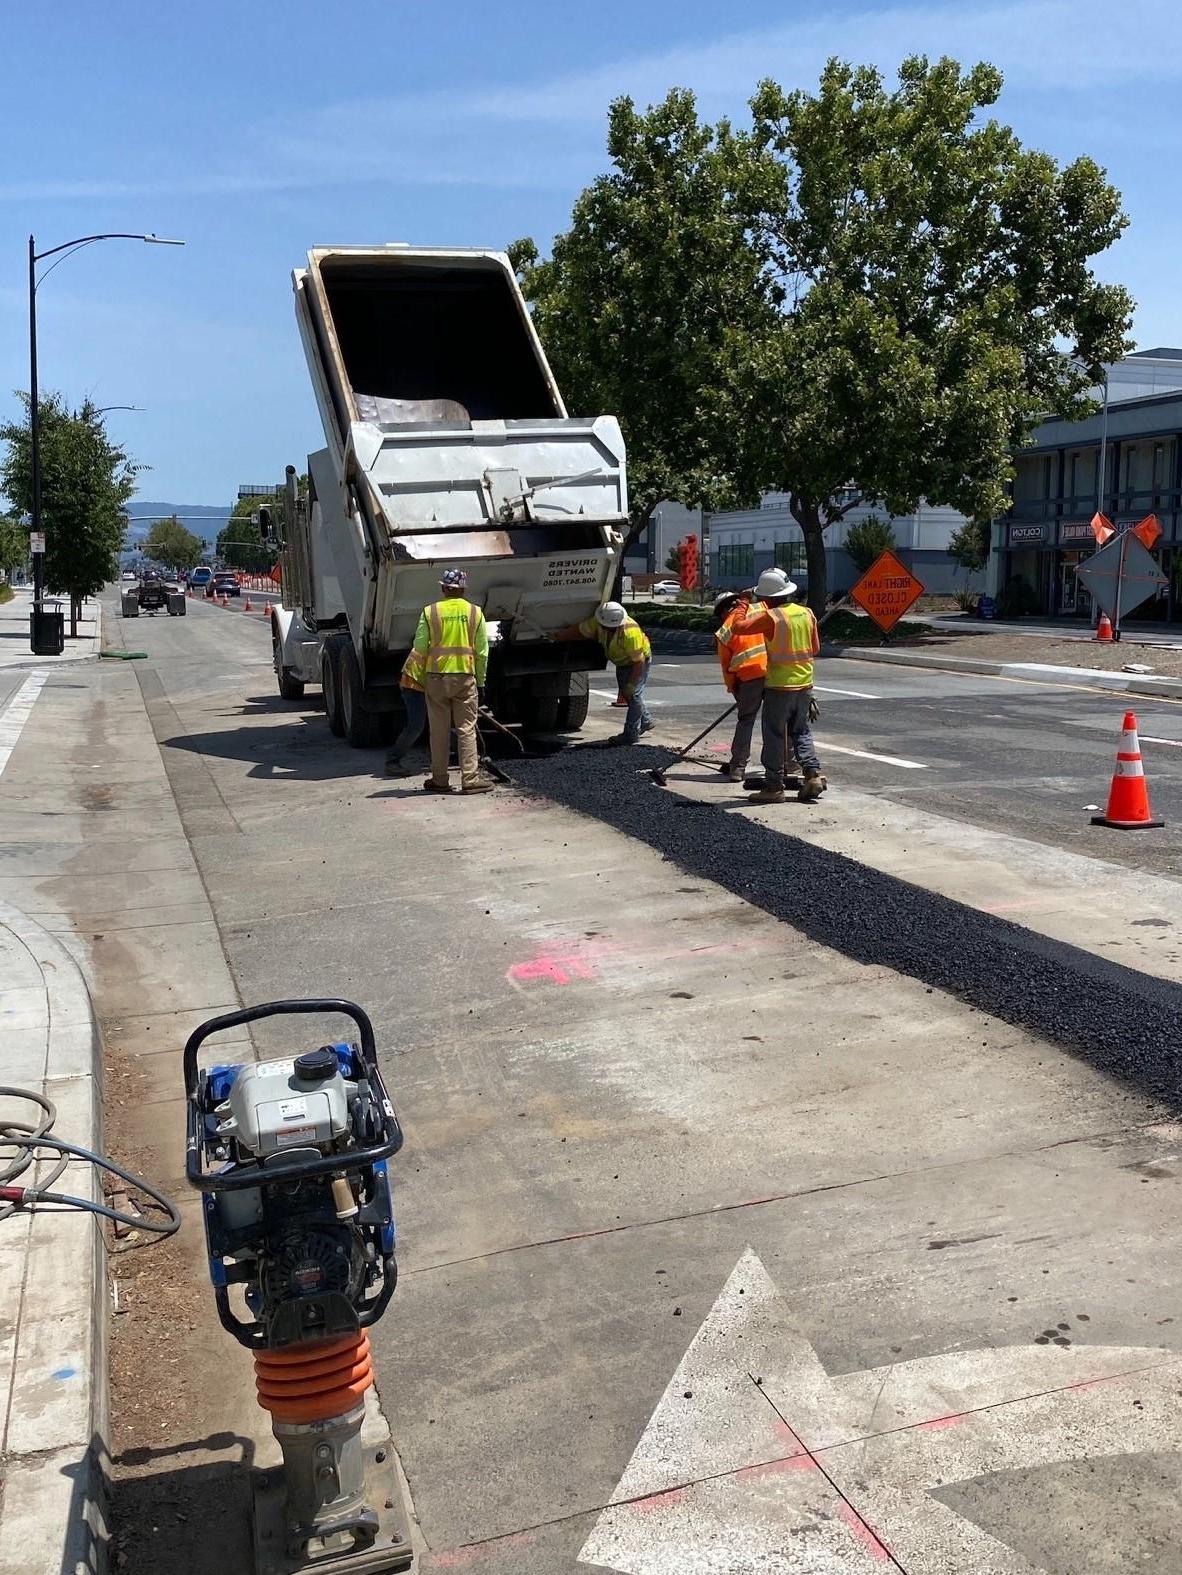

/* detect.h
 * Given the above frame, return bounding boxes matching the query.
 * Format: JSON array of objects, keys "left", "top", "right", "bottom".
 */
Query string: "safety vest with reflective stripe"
[
  {"left": 414, "top": 597, "right": 489, "bottom": 683},
  {"left": 765, "top": 603, "right": 819, "bottom": 690},
  {"left": 577, "top": 614, "right": 651, "bottom": 666},
  {"left": 400, "top": 647, "right": 427, "bottom": 693},
  {"left": 716, "top": 603, "right": 767, "bottom": 687}
]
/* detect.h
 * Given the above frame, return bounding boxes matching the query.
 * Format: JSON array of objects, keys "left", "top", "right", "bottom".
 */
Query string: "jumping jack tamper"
[{"left": 185, "top": 1000, "right": 413, "bottom": 1574}]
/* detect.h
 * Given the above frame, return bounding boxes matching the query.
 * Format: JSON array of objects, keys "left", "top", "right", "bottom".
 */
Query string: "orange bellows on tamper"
[
  {"left": 254, "top": 1329, "right": 374, "bottom": 1424},
  {"left": 1091, "top": 711, "right": 1164, "bottom": 830}
]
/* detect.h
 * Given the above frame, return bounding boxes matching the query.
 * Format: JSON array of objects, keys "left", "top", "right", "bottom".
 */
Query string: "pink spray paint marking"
[
  {"left": 625, "top": 1486, "right": 688, "bottom": 1514},
  {"left": 836, "top": 1501, "right": 893, "bottom": 1562},
  {"left": 917, "top": 1411, "right": 967, "bottom": 1432},
  {"left": 427, "top": 1530, "right": 534, "bottom": 1568},
  {"left": 507, "top": 950, "right": 600, "bottom": 986}
]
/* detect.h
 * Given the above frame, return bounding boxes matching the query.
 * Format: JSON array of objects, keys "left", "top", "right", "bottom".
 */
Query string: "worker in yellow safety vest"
[
  {"left": 413, "top": 568, "right": 492, "bottom": 794},
  {"left": 557, "top": 602, "right": 654, "bottom": 744},
  {"left": 383, "top": 646, "right": 428, "bottom": 777},
  {"left": 728, "top": 569, "right": 824, "bottom": 803}
]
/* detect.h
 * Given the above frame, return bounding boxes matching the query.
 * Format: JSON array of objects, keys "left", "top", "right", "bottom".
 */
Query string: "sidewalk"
[
  {"left": 0, "top": 899, "right": 106, "bottom": 1575},
  {"left": 0, "top": 586, "right": 102, "bottom": 671}
]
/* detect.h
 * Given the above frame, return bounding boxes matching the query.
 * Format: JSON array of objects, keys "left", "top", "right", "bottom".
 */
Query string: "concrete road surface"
[{"left": 94, "top": 591, "right": 1182, "bottom": 1573}]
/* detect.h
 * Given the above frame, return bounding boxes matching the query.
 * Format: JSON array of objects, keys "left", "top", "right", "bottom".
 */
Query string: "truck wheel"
[
  {"left": 523, "top": 696, "right": 561, "bottom": 733},
  {"left": 274, "top": 634, "right": 305, "bottom": 700},
  {"left": 339, "top": 641, "right": 385, "bottom": 748},
  {"left": 322, "top": 643, "right": 345, "bottom": 737},
  {"left": 556, "top": 689, "right": 590, "bottom": 730}
]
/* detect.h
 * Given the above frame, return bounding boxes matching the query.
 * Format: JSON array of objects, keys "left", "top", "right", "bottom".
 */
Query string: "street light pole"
[
  {"left": 26, "top": 232, "right": 183, "bottom": 643},
  {"left": 28, "top": 235, "right": 42, "bottom": 613}
]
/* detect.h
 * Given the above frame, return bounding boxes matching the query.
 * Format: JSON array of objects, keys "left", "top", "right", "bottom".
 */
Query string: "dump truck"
[{"left": 269, "top": 245, "right": 627, "bottom": 745}]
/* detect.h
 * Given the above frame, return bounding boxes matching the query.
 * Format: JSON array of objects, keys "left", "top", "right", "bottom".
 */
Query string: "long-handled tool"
[
  {"left": 476, "top": 705, "right": 516, "bottom": 783},
  {"left": 650, "top": 702, "right": 737, "bottom": 786}
]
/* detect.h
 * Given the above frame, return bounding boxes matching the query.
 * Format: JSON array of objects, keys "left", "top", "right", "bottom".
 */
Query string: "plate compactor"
[{"left": 185, "top": 999, "right": 414, "bottom": 1574}]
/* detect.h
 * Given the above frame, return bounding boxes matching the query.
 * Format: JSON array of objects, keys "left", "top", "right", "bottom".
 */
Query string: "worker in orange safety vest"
[
  {"left": 713, "top": 591, "right": 768, "bottom": 783},
  {"left": 724, "top": 569, "right": 824, "bottom": 804}
]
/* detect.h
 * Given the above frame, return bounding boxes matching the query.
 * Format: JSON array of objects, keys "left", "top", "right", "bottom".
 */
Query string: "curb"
[
  {"left": 0, "top": 899, "right": 108, "bottom": 1575},
  {"left": 646, "top": 626, "right": 1182, "bottom": 701},
  {"left": 825, "top": 644, "right": 1182, "bottom": 700}
]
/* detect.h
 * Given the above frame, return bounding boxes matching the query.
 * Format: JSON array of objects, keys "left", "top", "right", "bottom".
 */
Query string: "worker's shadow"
[{"left": 108, "top": 1431, "right": 257, "bottom": 1575}]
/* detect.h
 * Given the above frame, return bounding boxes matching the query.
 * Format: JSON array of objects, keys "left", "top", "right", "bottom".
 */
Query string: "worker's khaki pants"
[{"left": 425, "top": 672, "right": 479, "bottom": 788}]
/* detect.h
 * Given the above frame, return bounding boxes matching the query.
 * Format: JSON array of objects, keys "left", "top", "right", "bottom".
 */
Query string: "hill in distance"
[{"left": 124, "top": 501, "right": 231, "bottom": 546}]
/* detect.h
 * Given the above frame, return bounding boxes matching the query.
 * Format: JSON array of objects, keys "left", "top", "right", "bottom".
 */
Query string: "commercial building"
[
  {"left": 708, "top": 495, "right": 979, "bottom": 596},
  {"left": 998, "top": 350, "right": 1182, "bottom": 622}
]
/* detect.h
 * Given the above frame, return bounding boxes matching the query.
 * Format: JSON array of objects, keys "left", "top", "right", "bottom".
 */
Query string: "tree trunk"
[
  {"left": 798, "top": 503, "right": 828, "bottom": 616},
  {"left": 611, "top": 500, "right": 657, "bottom": 599}
]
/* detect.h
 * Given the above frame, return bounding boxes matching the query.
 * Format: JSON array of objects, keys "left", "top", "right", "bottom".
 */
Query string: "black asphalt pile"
[{"left": 508, "top": 744, "right": 1182, "bottom": 1108}]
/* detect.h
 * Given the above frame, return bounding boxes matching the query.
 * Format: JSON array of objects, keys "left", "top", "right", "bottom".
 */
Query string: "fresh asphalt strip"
[{"left": 508, "top": 744, "right": 1182, "bottom": 1109}]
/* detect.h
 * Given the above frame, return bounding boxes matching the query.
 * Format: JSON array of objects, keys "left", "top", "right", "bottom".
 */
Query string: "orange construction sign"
[{"left": 849, "top": 549, "right": 925, "bottom": 634}]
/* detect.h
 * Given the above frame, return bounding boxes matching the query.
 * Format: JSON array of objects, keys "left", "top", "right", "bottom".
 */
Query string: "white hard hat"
[
  {"left": 596, "top": 601, "right": 627, "bottom": 628},
  {"left": 755, "top": 568, "right": 796, "bottom": 599}
]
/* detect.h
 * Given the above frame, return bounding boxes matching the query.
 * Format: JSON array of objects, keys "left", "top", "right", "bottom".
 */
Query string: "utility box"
[{"left": 29, "top": 605, "right": 64, "bottom": 656}]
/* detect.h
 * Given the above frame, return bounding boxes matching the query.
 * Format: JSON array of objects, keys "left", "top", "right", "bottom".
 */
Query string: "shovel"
[{"left": 650, "top": 703, "right": 737, "bottom": 786}]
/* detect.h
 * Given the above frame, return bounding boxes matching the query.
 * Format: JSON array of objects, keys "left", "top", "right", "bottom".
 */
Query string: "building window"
[
  {"left": 773, "top": 541, "right": 806, "bottom": 574},
  {"left": 717, "top": 544, "right": 754, "bottom": 579}
]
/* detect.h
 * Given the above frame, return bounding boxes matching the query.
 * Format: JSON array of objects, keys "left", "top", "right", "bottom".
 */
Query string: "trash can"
[{"left": 30, "top": 604, "right": 65, "bottom": 656}]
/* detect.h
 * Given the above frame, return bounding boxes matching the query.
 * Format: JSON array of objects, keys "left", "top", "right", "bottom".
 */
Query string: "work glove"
[
  {"left": 808, "top": 696, "right": 820, "bottom": 724},
  {"left": 477, "top": 686, "right": 487, "bottom": 707}
]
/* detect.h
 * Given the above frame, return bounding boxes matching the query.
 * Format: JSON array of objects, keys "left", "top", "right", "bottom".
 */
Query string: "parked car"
[
  {"left": 651, "top": 579, "right": 682, "bottom": 598},
  {"left": 213, "top": 571, "right": 241, "bottom": 598}
]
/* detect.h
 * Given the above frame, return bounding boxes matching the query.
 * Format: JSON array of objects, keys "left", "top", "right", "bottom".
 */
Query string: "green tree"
[
  {"left": 947, "top": 518, "right": 991, "bottom": 575},
  {"left": 0, "top": 394, "right": 135, "bottom": 635},
  {"left": 146, "top": 514, "right": 203, "bottom": 571},
  {"left": 744, "top": 56, "right": 1132, "bottom": 610},
  {"left": 0, "top": 515, "right": 27, "bottom": 579},
  {"left": 219, "top": 480, "right": 305, "bottom": 574},
  {"left": 510, "top": 89, "right": 782, "bottom": 594},
  {"left": 844, "top": 515, "right": 898, "bottom": 573}
]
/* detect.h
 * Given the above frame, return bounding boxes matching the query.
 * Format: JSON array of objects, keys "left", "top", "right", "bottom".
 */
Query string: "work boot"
[
  {"left": 798, "top": 772, "right": 827, "bottom": 802},
  {"left": 384, "top": 756, "right": 414, "bottom": 777},
  {"left": 462, "top": 779, "right": 494, "bottom": 794},
  {"left": 754, "top": 783, "right": 786, "bottom": 804},
  {"left": 725, "top": 764, "right": 745, "bottom": 783},
  {"left": 640, "top": 718, "right": 656, "bottom": 735},
  {"left": 423, "top": 778, "right": 454, "bottom": 794}
]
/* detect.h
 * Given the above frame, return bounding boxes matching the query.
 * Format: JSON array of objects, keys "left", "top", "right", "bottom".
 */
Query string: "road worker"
[
  {"left": 558, "top": 602, "right": 654, "bottom": 744},
  {"left": 713, "top": 590, "right": 767, "bottom": 782},
  {"left": 383, "top": 646, "right": 428, "bottom": 777},
  {"left": 727, "top": 570, "right": 825, "bottom": 804},
  {"left": 414, "top": 568, "right": 492, "bottom": 794}
]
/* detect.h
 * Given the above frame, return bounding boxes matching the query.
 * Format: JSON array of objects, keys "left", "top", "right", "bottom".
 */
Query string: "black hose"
[{"left": 0, "top": 1086, "right": 180, "bottom": 1238}]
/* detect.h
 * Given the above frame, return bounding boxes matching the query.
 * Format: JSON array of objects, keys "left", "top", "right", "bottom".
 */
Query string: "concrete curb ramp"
[{"left": 0, "top": 899, "right": 107, "bottom": 1575}]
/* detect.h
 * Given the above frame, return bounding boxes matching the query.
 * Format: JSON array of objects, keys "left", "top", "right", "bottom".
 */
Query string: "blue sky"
[{"left": 4, "top": 0, "right": 1182, "bottom": 505}]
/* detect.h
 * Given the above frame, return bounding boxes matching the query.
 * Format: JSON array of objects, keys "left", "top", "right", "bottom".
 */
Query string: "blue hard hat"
[{"left": 440, "top": 568, "right": 467, "bottom": 591}]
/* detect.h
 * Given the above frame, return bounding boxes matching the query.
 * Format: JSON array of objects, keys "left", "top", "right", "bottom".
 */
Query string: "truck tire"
[
  {"left": 339, "top": 641, "right": 385, "bottom": 748},
  {"left": 556, "top": 689, "right": 590, "bottom": 730},
  {"left": 274, "top": 632, "right": 305, "bottom": 701},
  {"left": 322, "top": 642, "right": 345, "bottom": 737},
  {"left": 522, "top": 696, "right": 561, "bottom": 733}
]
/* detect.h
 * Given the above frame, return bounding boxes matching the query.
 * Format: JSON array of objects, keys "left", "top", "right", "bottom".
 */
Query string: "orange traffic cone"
[
  {"left": 1092, "top": 712, "right": 1164, "bottom": 829},
  {"left": 1095, "top": 613, "right": 1114, "bottom": 642},
  {"left": 244, "top": 596, "right": 253, "bottom": 612}
]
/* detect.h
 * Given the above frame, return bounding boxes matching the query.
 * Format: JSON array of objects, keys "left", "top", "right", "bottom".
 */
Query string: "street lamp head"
[{"left": 142, "top": 235, "right": 185, "bottom": 246}]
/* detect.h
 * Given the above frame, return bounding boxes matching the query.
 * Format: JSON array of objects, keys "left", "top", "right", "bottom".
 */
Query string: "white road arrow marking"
[{"left": 579, "top": 1248, "right": 1182, "bottom": 1574}]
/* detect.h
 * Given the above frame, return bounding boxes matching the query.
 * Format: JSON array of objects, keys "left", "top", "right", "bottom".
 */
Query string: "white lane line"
[
  {"left": 1140, "top": 735, "right": 1182, "bottom": 748},
  {"left": 0, "top": 670, "right": 48, "bottom": 778},
  {"left": 823, "top": 741, "right": 929, "bottom": 770},
  {"left": 814, "top": 683, "right": 879, "bottom": 699}
]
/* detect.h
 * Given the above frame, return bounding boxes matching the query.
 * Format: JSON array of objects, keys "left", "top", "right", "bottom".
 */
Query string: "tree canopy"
[
  {"left": 146, "top": 514, "right": 204, "bottom": 570},
  {"left": 1, "top": 394, "right": 135, "bottom": 618},
  {"left": 844, "top": 515, "right": 898, "bottom": 574},
  {"left": 0, "top": 516, "right": 26, "bottom": 579},
  {"left": 515, "top": 56, "right": 1132, "bottom": 610}
]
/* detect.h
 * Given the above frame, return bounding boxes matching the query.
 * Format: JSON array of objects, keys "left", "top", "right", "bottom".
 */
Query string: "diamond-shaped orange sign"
[{"left": 848, "top": 549, "right": 924, "bottom": 634}]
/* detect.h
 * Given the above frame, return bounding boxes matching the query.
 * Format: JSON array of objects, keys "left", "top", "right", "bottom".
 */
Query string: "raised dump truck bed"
[{"left": 272, "top": 246, "right": 626, "bottom": 740}]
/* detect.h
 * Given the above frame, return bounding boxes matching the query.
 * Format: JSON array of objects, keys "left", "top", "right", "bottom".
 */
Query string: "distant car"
[
  {"left": 651, "top": 580, "right": 682, "bottom": 598},
  {"left": 213, "top": 571, "right": 241, "bottom": 597},
  {"left": 190, "top": 566, "right": 214, "bottom": 589},
  {"left": 120, "top": 570, "right": 137, "bottom": 583}
]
